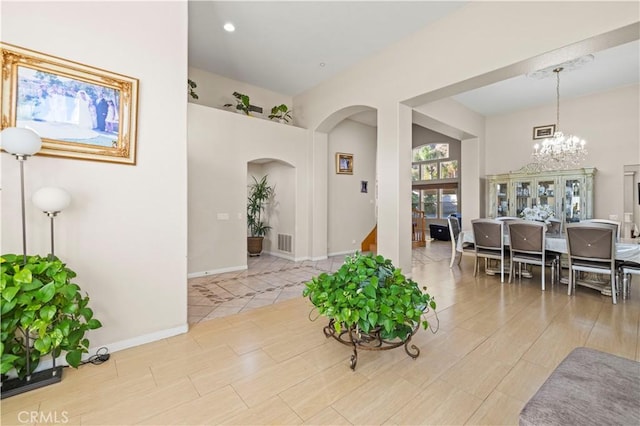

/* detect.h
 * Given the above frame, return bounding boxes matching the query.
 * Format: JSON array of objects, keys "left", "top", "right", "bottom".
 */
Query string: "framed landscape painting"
[{"left": 1, "top": 42, "right": 139, "bottom": 164}]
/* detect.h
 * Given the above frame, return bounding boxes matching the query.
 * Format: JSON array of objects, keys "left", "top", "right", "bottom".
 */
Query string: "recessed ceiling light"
[
  {"left": 223, "top": 22, "right": 235, "bottom": 32},
  {"left": 319, "top": 62, "right": 325, "bottom": 67}
]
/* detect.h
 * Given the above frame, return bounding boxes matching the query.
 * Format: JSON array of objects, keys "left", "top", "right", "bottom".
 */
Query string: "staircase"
[
  {"left": 361, "top": 225, "right": 377, "bottom": 254},
  {"left": 412, "top": 209, "right": 427, "bottom": 247}
]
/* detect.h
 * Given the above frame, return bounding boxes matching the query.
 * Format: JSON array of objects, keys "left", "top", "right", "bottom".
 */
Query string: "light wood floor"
[{"left": 3, "top": 241, "right": 639, "bottom": 425}]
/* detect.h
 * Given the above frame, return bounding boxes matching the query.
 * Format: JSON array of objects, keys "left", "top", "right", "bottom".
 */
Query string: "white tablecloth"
[{"left": 458, "top": 231, "right": 640, "bottom": 264}]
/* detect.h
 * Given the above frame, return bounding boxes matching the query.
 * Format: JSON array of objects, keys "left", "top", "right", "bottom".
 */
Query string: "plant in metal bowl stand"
[{"left": 303, "top": 252, "right": 437, "bottom": 369}]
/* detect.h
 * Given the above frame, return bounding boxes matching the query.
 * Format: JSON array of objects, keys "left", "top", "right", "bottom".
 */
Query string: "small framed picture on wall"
[
  {"left": 533, "top": 124, "right": 555, "bottom": 140},
  {"left": 336, "top": 152, "right": 353, "bottom": 174}
]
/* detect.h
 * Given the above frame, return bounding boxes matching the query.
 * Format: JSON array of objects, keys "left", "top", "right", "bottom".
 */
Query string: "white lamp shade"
[
  {"left": 0, "top": 127, "right": 42, "bottom": 156},
  {"left": 32, "top": 187, "right": 71, "bottom": 213}
]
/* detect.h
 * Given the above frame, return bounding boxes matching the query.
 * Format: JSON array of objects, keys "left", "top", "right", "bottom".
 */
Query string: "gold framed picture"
[
  {"left": 336, "top": 152, "right": 353, "bottom": 174},
  {"left": 1, "top": 42, "right": 139, "bottom": 164}
]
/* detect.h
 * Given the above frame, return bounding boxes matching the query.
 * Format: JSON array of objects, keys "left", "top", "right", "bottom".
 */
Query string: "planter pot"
[
  {"left": 1, "top": 366, "right": 63, "bottom": 399},
  {"left": 247, "top": 236, "right": 264, "bottom": 256}
]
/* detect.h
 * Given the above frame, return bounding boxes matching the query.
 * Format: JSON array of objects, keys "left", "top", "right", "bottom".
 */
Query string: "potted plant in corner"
[
  {"left": 247, "top": 175, "right": 275, "bottom": 256},
  {"left": 1, "top": 254, "right": 102, "bottom": 398},
  {"left": 303, "top": 252, "right": 437, "bottom": 370},
  {"left": 268, "top": 104, "right": 293, "bottom": 123},
  {"left": 224, "top": 91, "right": 251, "bottom": 115}
]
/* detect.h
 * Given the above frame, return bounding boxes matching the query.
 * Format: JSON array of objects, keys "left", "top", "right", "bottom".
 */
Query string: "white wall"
[
  {"left": 188, "top": 103, "right": 309, "bottom": 275},
  {"left": 1, "top": 2, "right": 188, "bottom": 351},
  {"left": 486, "top": 84, "right": 640, "bottom": 221},
  {"left": 188, "top": 67, "right": 292, "bottom": 122},
  {"left": 327, "top": 119, "right": 377, "bottom": 255}
]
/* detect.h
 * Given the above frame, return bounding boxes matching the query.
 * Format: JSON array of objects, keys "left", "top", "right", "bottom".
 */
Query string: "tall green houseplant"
[{"left": 247, "top": 175, "right": 274, "bottom": 256}]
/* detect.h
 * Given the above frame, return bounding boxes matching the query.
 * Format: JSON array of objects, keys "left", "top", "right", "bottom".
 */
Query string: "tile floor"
[
  {"left": 188, "top": 244, "right": 453, "bottom": 324},
  {"left": 188, "top": 255, "right": 347, "bottom": 323}
]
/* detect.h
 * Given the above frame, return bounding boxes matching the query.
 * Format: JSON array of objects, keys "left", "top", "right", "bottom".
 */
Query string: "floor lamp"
[
  {"left": 1, "top": 127, "right": 42, "bottom": 388},
  {"left": 32, "top": 187, "right": 71, "bottom": 260},
  {"left": 0, "top": 127, "right": 43, "bottom": 264}
]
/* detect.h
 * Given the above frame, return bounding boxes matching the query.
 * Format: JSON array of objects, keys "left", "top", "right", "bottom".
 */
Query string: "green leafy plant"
[
  {"left": 188, "top": 79, "right": 198, "bottom": 100},
  {"left": 247, "top": 175, "right": 275, "bottom": 237},
  {"left": 303, "top": 252, "right": 436, "bottom": 340},
  {"left": 224, "top": 91, "right": 251, "bottom": 115},
  {"left": 1, "top": 254, "right": 102, "bottom": 379},
  {"left": 268, "top": 104, "right": 293, "bottom": 123}
]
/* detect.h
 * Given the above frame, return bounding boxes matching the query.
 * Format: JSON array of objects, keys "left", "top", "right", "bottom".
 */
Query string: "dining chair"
[
  {"left": 547, "top": 218, "right": 562, "bottom": 235},
  {"left": 507, "top": 220, "right": 555, "bottom": 290},
  {"left": 565, "top": 222, "right": 618, "bottom": 304},
  {"left": 495, "top": 216, "right": 520, "bottom": 236},
  {"left": 619, "top": 262, "right": 640, "bottom": 300},
  {"left": 472, "top": 218, "right": 506, "bottom": 282},
  {"left": 448, "top": 215, "right": 474, "bottom": 268},
  {"left": 582, "top": 219, "right": 621, "bottom": 240}
]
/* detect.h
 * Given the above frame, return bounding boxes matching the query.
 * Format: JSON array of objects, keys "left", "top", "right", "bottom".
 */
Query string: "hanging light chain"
[{"left": 554, "top": 67, "right": 563, "bottom": 131}]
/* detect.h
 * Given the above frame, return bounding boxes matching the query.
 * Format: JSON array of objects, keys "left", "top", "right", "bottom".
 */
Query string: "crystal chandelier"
[{"left": 531, "top": 67, "right": 587, "bottom": 171}]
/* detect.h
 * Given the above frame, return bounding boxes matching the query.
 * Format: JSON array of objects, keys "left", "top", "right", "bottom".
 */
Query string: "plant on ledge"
[
  {"left": 187, "top": 79, "right": 198, "bottom": 100},
  {"left": 1, "top": 254, "right": 102, "bottom": 380},
  {"left": 303, "top": 252, "right": 437, "bottom": 368},
  {"left": 224, "top": 91, "right": 251, "bottom": 115},
  {"left": 268, "top": 104, "right": 293, "bottom": 123}
]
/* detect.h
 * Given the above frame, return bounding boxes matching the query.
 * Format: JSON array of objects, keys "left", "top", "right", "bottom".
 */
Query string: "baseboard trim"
[
  {"left": 21, "top": 324, "right": 189, "bottom": 374},
  {"left": 327, "top": 250, "right": 357, "bottom": 257},
  {"left": 100, "top": 324, "right": 189, "bottom": 354},
  {"left": 257, "top": 251, "right": 311, "bottom": 262},
  {"left": 188, "top": 265, "right": 247, "bottom": 278}
]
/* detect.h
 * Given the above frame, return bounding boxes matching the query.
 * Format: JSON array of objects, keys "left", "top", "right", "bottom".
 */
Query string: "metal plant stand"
[{"left": 322, "top": 319, "right": 420, "bottom": 370}]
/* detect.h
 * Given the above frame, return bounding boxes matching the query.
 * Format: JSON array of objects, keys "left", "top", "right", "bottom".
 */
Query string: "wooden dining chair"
[
  {"left": 565, "top": 222, "right": 618, "bottom": 304},
  {"left": 472, "top": 218, "right": 506, "bottom": 282},
  {"left": 507, "top": 220, "right": 554, "bottom": 290}
]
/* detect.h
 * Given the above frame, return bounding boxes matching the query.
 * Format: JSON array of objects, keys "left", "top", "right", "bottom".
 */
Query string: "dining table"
[{"left": 457, "top": 230, "right": 640, "bottom": 295}]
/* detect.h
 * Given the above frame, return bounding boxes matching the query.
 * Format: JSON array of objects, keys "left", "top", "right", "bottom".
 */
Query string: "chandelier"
[{"left": 531, "top": 67, "right": 587, "bottom": 171}]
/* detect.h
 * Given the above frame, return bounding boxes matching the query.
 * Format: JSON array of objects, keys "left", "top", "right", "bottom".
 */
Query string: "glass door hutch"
[{"left": 487, "top": 167, "right": 596, "bottom": 224}]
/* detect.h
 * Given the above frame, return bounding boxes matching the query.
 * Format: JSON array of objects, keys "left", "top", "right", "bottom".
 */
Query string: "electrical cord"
[{"left": 79, "top": 346, "right": 110, "bottom": 365}]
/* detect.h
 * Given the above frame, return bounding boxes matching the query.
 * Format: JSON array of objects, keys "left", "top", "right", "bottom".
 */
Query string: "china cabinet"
[{"left": 487, "top": 167, "right": 595, "bottom": 224}]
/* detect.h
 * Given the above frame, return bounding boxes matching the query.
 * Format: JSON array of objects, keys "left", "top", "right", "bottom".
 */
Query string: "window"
[
  {"left": 441, "top": 189, "right": 458, "bottom": 217},
  {"left": 421, "top": 163, "right": 438, "bottom": 180},
  {"left": 411, "top": 165, "right": 420, "bottom": 181},
  {"left": 412, "top": 188, "right": 459, "bottom": 219},
  {"left": 412, "top": 143, "right": 449, "bottom": 161},
  {"left": 411, "top": 141, "right": 460, "bottom": 218},
  {"left": 440, "top": 160, "right": 459, "bottom": 179},
  {"left": 422, "top": 189, "right": 438, "bottom": 218},
  {"left": 412, "top": 143, "right": 457, "bottom": 181}
]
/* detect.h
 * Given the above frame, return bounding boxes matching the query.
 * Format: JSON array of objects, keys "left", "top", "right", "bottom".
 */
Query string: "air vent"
[{"left": 277, "top": 234, "right": 293, "bottom": 253}]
